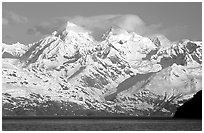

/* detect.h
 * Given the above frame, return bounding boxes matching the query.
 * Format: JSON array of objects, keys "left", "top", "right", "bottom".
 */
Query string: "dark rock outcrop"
[{"left": 174, "top": 91, "right": 202, "bottom": 119}]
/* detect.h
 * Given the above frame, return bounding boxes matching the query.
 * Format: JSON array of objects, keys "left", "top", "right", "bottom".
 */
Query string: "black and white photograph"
[{"left": 2, "top": 1, "right": 202, "bottom": 131}]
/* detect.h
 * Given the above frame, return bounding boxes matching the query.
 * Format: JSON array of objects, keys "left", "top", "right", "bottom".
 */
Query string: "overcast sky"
[{"left": 2, "top": 2, "right": 202, "bottom": 44}]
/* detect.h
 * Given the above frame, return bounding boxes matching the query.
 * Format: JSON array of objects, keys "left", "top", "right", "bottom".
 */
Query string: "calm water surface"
[{"left": 2, "top": 117, "right": 202, "bottom": 131}]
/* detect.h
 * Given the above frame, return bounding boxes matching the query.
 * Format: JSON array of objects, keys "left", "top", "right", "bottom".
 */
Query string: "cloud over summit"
[{"left": 27, "top": 14, "right": 162, "bottom": 40}]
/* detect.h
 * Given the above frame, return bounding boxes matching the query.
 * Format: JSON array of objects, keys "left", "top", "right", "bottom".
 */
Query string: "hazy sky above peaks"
[{"left": 2, "top": 2, "right": 202, "bottom": 44}]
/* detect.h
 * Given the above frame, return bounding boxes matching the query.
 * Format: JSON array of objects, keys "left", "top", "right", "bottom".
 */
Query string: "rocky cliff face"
[{"left": 2, "top": 21, "right": 202, "bottom": 116}]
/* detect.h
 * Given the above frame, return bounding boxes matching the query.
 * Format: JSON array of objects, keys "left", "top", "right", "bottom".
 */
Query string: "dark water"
[{"left": 2, "top": 117, "right": 202, "bottom": 131}]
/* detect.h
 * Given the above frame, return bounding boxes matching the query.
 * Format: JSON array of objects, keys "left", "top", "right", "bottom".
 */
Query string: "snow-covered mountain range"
[{"left": 2, "top": 21, "right": 202, "bottom": 116}]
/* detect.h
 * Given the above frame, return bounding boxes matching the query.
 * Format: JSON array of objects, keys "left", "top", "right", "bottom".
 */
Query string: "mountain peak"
[
  {"left": 66, "top": 21, "right": 78, "bottom": 29},
  {"left": 56, "top": 21, "right": 89, "bottom": 37},
  {"left": 148, "top": 34, "right": 172, "bottom": 47},
  {"left": 65, "top": 21, "right": 84, "bottom": 33},
  {"left": 53, "top": 21, "right": 92, "bottom": 41},
  {"left": 108, "top": 25, "right": 129, "bottom": 36},
  {"left": 102, "top": 25, "right": 130, "bottom": 41}
]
